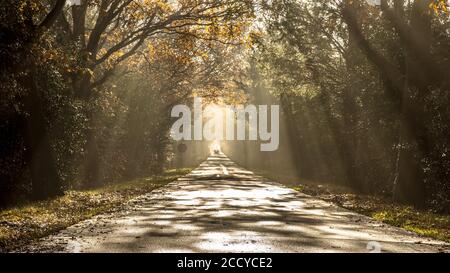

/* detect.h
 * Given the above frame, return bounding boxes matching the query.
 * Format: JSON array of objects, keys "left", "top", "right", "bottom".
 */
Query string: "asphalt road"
[{"left": 28, "top": 154, "right": 449, "bottom": 253}]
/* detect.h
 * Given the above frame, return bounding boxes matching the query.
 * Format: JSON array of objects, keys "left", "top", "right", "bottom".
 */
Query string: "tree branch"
[{"left": 39, "top": 0, "right": 67, "bottom": 31}]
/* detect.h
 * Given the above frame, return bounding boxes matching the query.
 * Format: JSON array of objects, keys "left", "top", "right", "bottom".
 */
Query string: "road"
[{"left": 28, "top": 154, "right": 448, "bottom": 253}]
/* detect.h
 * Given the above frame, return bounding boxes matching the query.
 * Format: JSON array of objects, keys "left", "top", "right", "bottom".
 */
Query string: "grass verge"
[
  {"left": 0, "top": 168, "right": 191, "bottom": 252},
  {"left": 259, "top": 172, "right": 450, "bottom": 244}
]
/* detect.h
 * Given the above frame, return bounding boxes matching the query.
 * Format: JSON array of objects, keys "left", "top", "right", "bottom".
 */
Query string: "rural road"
[{"left": 28, "top": 154, "right": 448, "bottom": 253}]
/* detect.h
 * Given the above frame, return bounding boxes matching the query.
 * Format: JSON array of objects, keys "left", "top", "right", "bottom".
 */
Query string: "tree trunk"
[
  {"left": 280, "top": 96, "right": 314, "bottom": 179},
  {"left": 22, "top": 63, "right": 63, "bottom": 200},
  {"left": 83, "top": 126, "right": 101, "bottom": 188},
  {"left": 394, "top": 0, "right": 431, "bottom": 207},
  {"left": 342, "top": 84, "right": 359, "bottom": 190},
  {"left": 342, "top": 0, "right": 361, "bottom": 190}
]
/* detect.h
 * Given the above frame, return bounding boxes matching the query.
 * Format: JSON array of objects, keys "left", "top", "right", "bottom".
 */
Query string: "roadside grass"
[
  {"left": 0, "top": 168, "right": 191, "bottom": 252},
  {"left": 258, "top": 171, "right": 450, "bottom": 244}
]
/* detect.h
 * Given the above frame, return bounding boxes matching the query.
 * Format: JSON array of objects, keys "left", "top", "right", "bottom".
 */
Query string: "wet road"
[{"left": 30, "top": 154, "right": 448, "bottom": 253}]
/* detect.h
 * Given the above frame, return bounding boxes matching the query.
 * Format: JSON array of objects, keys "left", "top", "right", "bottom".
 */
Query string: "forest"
[
  {"left": 0, "top": 0, "right": 449, "bottom": 253},
  {"left": 227, "top": 0, "right": 450, "bottom": 212},
  {"left": 1, "top": 0, "right": 253, "bottom": 203}
]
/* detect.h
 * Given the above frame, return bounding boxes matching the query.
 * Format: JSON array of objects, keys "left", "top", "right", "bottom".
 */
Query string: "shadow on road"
[{"left": 32, "top": 154, "right": 449, "bottom": 253}]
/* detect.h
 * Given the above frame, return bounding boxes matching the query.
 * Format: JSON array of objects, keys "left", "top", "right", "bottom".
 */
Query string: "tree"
[
  {"left": 341, "top": 0, "right": 447, "bottom": 206},
  {"left": 53, "top": 0, "right": 253, "bottom": 185},
  {"left": 258, "top": 0, "right": 450, "bottom": 209},
  {"left": 1, "top": 0, "right": 68, "bottom": 200}
]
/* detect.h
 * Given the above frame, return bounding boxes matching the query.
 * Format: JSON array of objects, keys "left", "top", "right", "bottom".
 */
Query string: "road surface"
[{"left": 26, "top": 154, "right": 448, "bottom": 253}]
